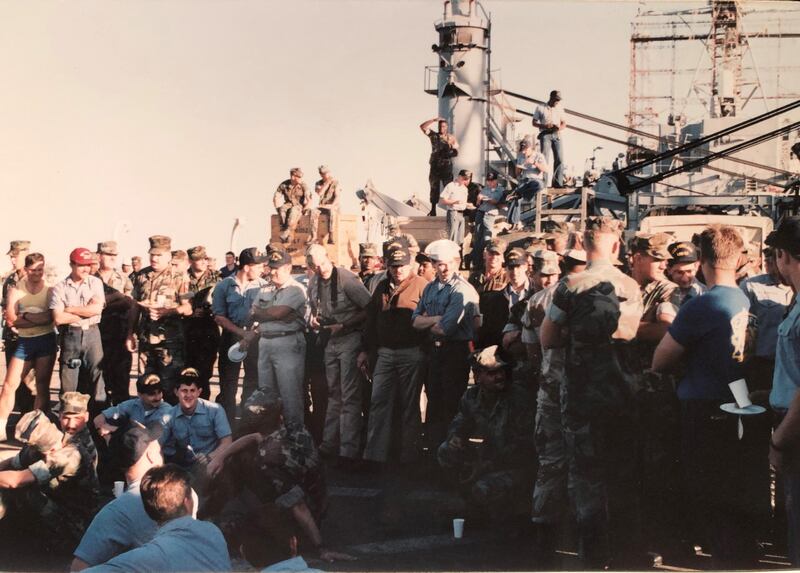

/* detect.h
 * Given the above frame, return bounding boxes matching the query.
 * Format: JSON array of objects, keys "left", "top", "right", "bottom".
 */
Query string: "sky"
[{"left": 1, "top": 0, "right": 657, "bottom": 274}]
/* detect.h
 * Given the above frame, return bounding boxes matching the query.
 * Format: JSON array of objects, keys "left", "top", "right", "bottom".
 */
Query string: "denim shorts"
[{"left": 13, "top": 332, "right": 57, "bottom": 361}]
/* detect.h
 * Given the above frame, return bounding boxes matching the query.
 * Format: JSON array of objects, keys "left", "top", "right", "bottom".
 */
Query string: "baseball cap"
[
  {"left": 136, "top": 373, "right": 163, "bottom": 394},
  {"left": 458, "top": 169, "right": 472, "bottom": 179},
  {"left": 69, "top": 248, "right": 94, "bottom": 266},
  {"left": 486, "top": 172, "right": 498, "bottom": 181},
  {"left": 387, "top": 248, "right": 411, "bottom": 267},
  {"left": 383, "top": 236, "right": 410, "bottom": 257},
  {"left": 114, "top": 421, "right": 163, "bottom": 469},
  {"left": 667, "top": 241, "right": 698, "bottom": 264},
  {"left": 485, "top": 238, "right": 508, "bottom": 255},
  {"left": 629, "top": 233, "right": 673, "bottom": 260},
  {"left": 239, "top": 247, "right": 268, "bottom": 266},
  {"left": 504, "top": 248, "right": 527, "bottom": 267},
  {"left": 415, "top": 252, "right": 432, "bottom": 264},
  {"left": 766, "top": 218, "right": 800, "bottom": 255},
  {"left": 550, "top": 90, "right": 562, "bottom": 101},
  {"left": 267, "top": 249, "right": 292, "bottom": 268}
]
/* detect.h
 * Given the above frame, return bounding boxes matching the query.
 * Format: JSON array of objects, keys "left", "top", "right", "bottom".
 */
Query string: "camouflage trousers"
[
  {"left": 141, "top": 341, "right": 185, "bottom": 404},
  {"left": 308, "top": 207, "right": 337, "bottom": 242},
  {"left": 531, "top": 382, "right": 569, "bottom": 524},
  {"left": 277, "top": 204, "right": 302, "bottom": 241}
]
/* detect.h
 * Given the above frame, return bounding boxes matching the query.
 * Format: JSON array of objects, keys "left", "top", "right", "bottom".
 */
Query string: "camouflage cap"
[
  {"left": 171, "top": 250, "right": 188, "bottom": 261},
  {"left": 187, "top": 246, "right": 208, "bottom": 261},
  {"left": 668, "top": 241, "right": 698, "bottom": 264},
  {"left": 290, "top": 167, "right": 303, "bottom": 177},
  {"left": 15, "top": 410, "right": 62, "bottom": 452},
  {"left": 533, "top": 249, "right": 560, "bottom": 275},
  {"left": 148, "top": 235, "right": 172, "bottom": 254},
  {"left": 584, "top": 216, "right": 622, "bottom": 235},
  {"left": 387, "top": 248, "right": 412, "bottom": 267},
  {"left": 485, "top": 238, "right": 508, "bottom": 254},
  {"left": 629, "top": 232, "right": 673, "bottom": 260},
  {"left": 7, "top": 240, "right": 30, "bottom": 255},
  {"left": 470, "top": 345, "right": 510, "bottom": 371},
  {"left": 267, "top": 248, "right": 292, "bottom": 268},
  {"left": 61, "top": 391, "right": 90, "bottom": 415},
  {"left": 504, "top": 247, "right": 528, "bottom": 267},
  {"left": 359, "top": 243, "right": 379, "bottom": 258},
  {"left": 97, "top": 241, "right": 119, "bottom": 255}
]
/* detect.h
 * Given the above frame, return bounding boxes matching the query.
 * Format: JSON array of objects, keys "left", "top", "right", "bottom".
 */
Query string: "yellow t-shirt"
[{"left": 16, "top": 280, "right": 54, "bottom": 338}]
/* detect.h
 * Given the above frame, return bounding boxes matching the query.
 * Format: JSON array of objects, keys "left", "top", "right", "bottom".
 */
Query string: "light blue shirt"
[
  {"left": 83, "top": 515, "right": 231, "bottom": 572},
  {"left": 49, "top": 274, "right": 106, "bottom": 326},
  {"left": 412, "top": 274, "right": 479, "bottom": 342},
  {"left": 101, "top": 398, "right": 173, "bottom": 428},
  {"left": 262, "top": 556, "right": 324, "bottom": 573},
  {"left": 740, "top": 273, "right": 793, "bottom": 358},
  {"left": 211, "top": 275, "right": 268, "bottom": 327},
  {"left": 73, "top": 481, "right": 158, "bottom": 567},
  {"left": 477, "top": 184, "right": 505, "bottom": 215},
  {"left": 161, "top": 399, "right": 231, "bottom": 462},
  {"left": 770, "top": 301, "right": 800, "bottom": 411}
]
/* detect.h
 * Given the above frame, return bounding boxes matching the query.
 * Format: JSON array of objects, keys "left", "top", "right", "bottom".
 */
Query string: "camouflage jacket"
[
  {"left": 446, "top": 383, "right": 536, "bottom": 473},
  {"left": 427, "top": 130, "right": 458, "bottom": 166},
  {"left": 314, "top": 178, "right": 340, "bottom": 208},
  {"left": 187, "top": 268, "right": 220, "bottom": 313},
  {"left": 131, "top": 266, "right": 188, "bottom": 345},
  {"left": 274, "top": 179, "right": 308, "bottom": 209},
  {"left": 96, "top": 270, "right": 133, "bottom": 297},
  {"left": 525, "top": 285, "right": 565, "bottom": 404},
  {"left": 1, "top": 270, "right": 25, "bottom": 342}
]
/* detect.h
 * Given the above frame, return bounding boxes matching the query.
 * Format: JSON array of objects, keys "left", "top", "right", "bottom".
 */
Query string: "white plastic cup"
[
  {"left": 729, "top": 378, "right": 752, "bottom": 409},
  {"left": 113, "top": 481, "right": 125, "bottom": 498},
  {"left": 453, "top": 518, "right": 465, "bottom": 539}
]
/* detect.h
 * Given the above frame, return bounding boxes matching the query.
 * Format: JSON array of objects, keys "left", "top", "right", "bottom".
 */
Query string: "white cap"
[{"left": 424, "top": 239, "right": 461, "bottom": 262}]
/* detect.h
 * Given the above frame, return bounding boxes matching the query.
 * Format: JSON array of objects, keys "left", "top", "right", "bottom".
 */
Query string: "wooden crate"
[
  {"left": 396, "top": 216, "right": 448, "bottom": 251},
  {"left": 270, "top": 213, "right": 359, "bottom": 269}
]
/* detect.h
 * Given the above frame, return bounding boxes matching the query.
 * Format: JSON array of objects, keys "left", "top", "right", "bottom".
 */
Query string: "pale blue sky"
[{"left": 0, "top": 0, "right": 650, "bottom": 272}]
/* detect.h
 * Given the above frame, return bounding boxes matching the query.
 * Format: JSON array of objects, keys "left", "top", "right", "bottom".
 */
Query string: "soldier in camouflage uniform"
[
  {"left": 540, "top": 216, "right": 645, "bottom": 569},
  {"left": 310, "top": 165, "right": 340, "bottom": 245},
  {"left": 127, "top": 236, "right": 192, "bottom": 404},
  {"left": 274, "top": 167, "right": 308, "bottom": 243},
  {"left": 0, "top": 409, "right": 100, "bottom": 554},
  {"left": 58, "top": 392, "right": 99, "bottom": 477},
  {"left": 437, "top": 345, "right": 535, "bottom": 521},
  {"left": 624, "top": 233, "right": 685, "bottom": 557},
  {"left": 420, "top": 117, "right": 459, "bottom": 216},
  {"left": 96, "top": 241, "right": 134, "bottom": 405},
  {"left": 184, "top": 246, "right": 220, "bottom": 400},
  {"left": 1, "top": 241, "right": 35, "bottom": 413}
]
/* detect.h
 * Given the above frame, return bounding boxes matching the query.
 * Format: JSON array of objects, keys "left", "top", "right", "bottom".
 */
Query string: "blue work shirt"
[
  {"left": 101, "top": 398, "right": 173, "bottom": 428},
  {"left": 211, "top": 275, "right": 268, "bottom": 327},
  {"left": 412, "top": 274, "right": 479, "bottom": 342},
  {"left": 161, "top": 399, "right": 232, "bottom": 462},
  {"left": 770, "top": 301, "right": 800, "bottom": 411},
  {"left": 73, "top": 481, "right": 158, "bottom": 567},
  {"left": 669, "top": 285, "right": 750, "bottom": 401},
  {"left": 740, "top": 273, "right": 793, "bottom": 358},
  {"left": 82, "top": 515, "right": 231, "bottom": 572}
]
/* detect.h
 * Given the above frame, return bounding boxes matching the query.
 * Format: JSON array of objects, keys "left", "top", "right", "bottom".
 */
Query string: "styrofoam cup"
[
  {"left": 729, "top": 378, "right": 752, "bottom": 409},
  {"left": 113, "top": 481, "right": 125, "bottom": 498},
  {"left": 453, "top": 518, "right": 465, "bottom": 539}
]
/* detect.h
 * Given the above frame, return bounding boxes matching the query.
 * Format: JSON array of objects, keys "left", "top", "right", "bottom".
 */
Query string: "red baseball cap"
[{"left": 69, "top": 247, "right": 94, "bottom": 266}]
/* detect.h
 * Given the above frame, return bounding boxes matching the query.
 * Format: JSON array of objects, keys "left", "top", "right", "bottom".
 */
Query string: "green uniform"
[{"left": 274, "top": 179, "right": 308, "bottom": 242}]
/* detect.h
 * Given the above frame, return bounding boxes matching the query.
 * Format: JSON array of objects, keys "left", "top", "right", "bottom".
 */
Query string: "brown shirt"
[{"left": 364, "top": 274, "right": 428, "bottom": 352}]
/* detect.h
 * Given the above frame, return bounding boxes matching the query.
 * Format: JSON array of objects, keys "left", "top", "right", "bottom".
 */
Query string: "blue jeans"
[
  {"left": 539, "top": 132, "right": 564, "bottom": 188},
  {"left": 507, "top": 179, "right": 542, "bottom": 225}
]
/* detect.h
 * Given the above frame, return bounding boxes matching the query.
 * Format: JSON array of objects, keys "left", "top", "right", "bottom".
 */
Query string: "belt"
[
  {"left": 67, "top": 323, "right": 99, "bottom": 331},
  {"left": 261, "top": 330, "right": 302, "bottom": 339}
]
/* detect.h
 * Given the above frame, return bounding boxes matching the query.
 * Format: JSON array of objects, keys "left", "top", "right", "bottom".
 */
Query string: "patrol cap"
[
  {"left": 505, "top": 248, "right": 527, "bottom": 267},
  {"left": 584, "top": 216, "right": 622, "bottom": 235},
  {"left": 69, "top": 248, "right": 94, "bottom": 266},
  {"left": 425, "top": 239, "right": 461, "bottom": 262},
  {"left": 171, "top": 250, "right": 188, "bottom": 262},
  {"left": 114, "top": 421, "right": 163, "bottom": 469},
  {"left": 563, "top": 249, "right": 587, "bottom": 263},
  {"left": 136, "top": 373, "right": 163, "bottom": 394},
  {"left": 15, "top": 410, "right": 62, "bottom": 452},
  {"left": 148, "top": 235, "right": 172, "bottom": 255},
  {"left": 387, "top": 248, "right": 412, "bottom": 267},
  {"left": 470, "top": 345, "right": 511, "bottom": 371},
  {"left": 61, "top": 391, "right": 90, "bottom": 415},
  {"left": 486, "top": 172, "right": 498, "bottom": 181},
  {"left": 7, "top": 240, "right": 30, "bottom": 255},
  {"left": 359, "top": 243, "right": 380, "bottom": 258},
  {"left": 629, "top": 232, "right": 673, "bottom": 260},
  {"left": 383, "top": 236, "right": 410, "bottom": 257},
  {"left": 239, "top": 247, "right": 268, "bottom": 266},
  {"left": 131, "top": 256, "right": 142, "bottom": 263},
  {"left": 187, "top": 246, "right": 208, "bottom": 261},
  {"left": 268, "top": 248, "right": 292, "bottom": 268},
  {"left": 318, "top": 165, "right": 330, "bottom": 174},
  {"left": 543, "top": 221, "right": 571, "bottom": 239},
  {"left": 97, "top": 241, "right": 119, "bottom": 255},
  {"left": 485, "top": 238, "right": 508, "bottom": 255},
  {"left": 458, "top": 169, "right": 472, "bottom": 179},
  {"left": 667, "top": 241, "right": 698, "bottom": 264},
  {"left": 766, "top": 217, "right": 800, "bottom": 255},
  {"left": 533, "top": 249, "right": 560, "bottom": 275},
  {"left": 550, "top": 89, "right": 562, "bottom": 101},
  {"left": 290, "top": 167, "right": 303, "bottom": 177}
]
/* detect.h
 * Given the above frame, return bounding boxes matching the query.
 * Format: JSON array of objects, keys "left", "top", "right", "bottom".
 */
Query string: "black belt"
[{"left": 261, "top": 330, "right": 301, "bottom": 339}]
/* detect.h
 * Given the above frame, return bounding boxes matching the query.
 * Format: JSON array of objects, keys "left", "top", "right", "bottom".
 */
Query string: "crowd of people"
[{"left": 1, "top": 208, "right": 800, "bottom": 571}]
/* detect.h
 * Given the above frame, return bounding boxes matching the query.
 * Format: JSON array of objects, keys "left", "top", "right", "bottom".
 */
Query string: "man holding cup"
[{"left": 653, "top": 225, "right": 759, "bottom": 569}]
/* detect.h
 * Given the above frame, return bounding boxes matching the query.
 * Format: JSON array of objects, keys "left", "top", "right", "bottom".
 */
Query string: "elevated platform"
[{"left": 270, "top": 213, "right": 359, "bottom": 269}]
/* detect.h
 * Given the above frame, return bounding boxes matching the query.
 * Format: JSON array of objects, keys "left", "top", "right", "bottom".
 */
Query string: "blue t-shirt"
[
  {"left": 770, "top": 301, "right": 800, "bottom": 411},
  {"left": 669, "top": 285, "right": 750, "bottom": 401}
]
